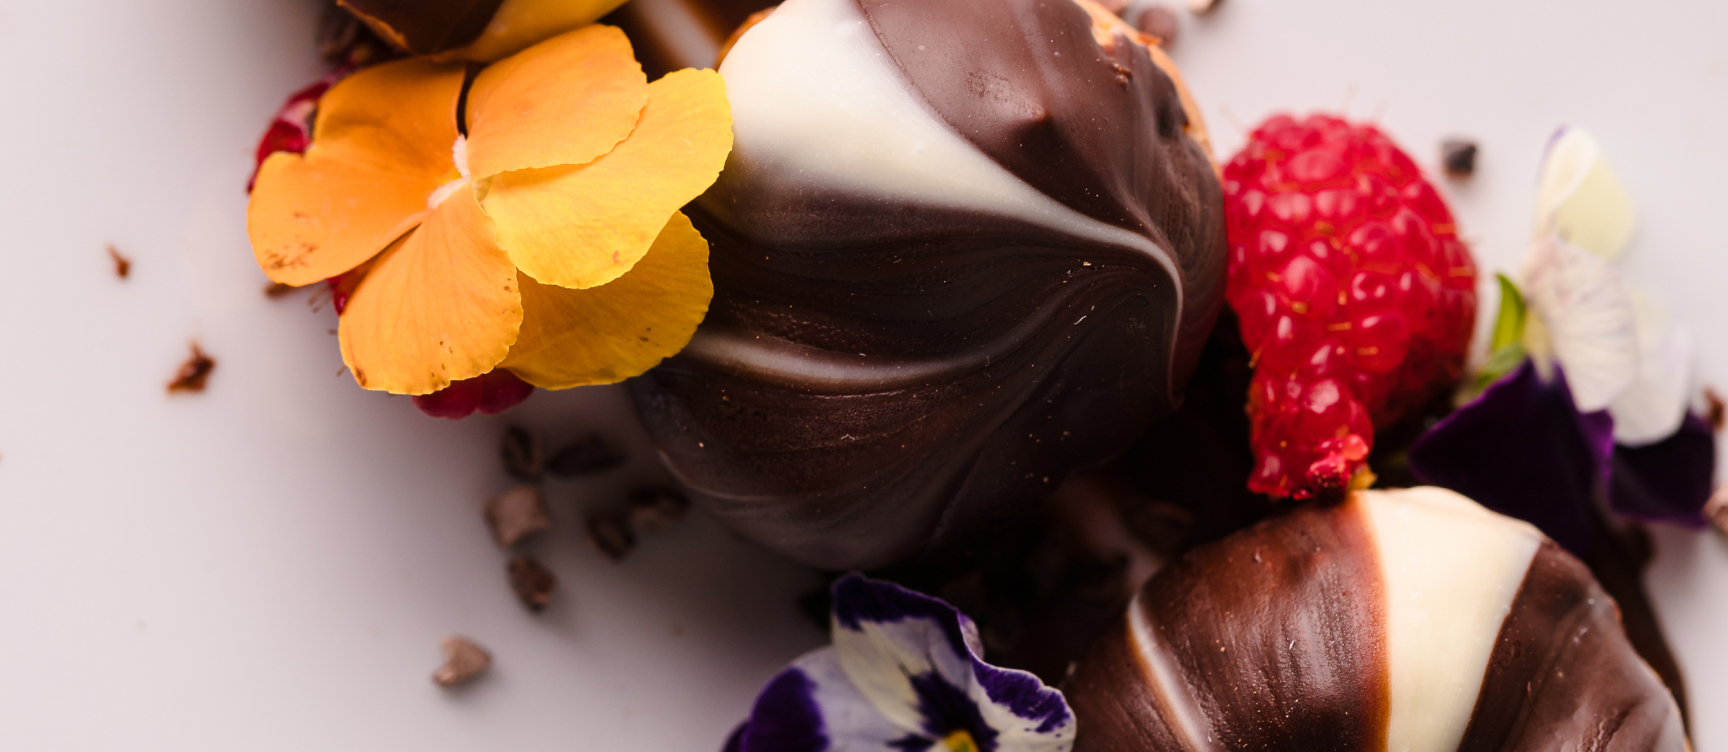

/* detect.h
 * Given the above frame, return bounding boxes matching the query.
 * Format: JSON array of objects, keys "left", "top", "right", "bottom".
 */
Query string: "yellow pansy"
[{"left": 248, "top": 24, "right": 731, "bottom": 395}]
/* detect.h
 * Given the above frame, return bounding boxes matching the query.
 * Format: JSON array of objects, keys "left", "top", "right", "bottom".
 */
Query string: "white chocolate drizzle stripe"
[
  {"left": 713, "top": 0, "right": 1183, "bottom": 366},
  {"left": 1125, "top": 593, "right": 1218, "bottom": 752},
  {"left": 1357, "top": 488, "right": 1542, "bottom": 752}
]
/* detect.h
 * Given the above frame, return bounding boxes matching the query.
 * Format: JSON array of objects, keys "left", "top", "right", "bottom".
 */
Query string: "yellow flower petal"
[
  {"left": 454, "top": 0, "right": 632, "bottom": 63},
  {"left": 465, "top": 25, "right": 648, "bottom": 180},
  {"left": 339, "top": 189, "right": 524, "bottom": 395},
  {"left": 482, "top": 67, "right": 733, "bottom": 290},
  {"left": 501, "top": 211, "right": 711, "bottom": 388},
  {"left": 248, "top": 59, "right": 465, "bottom": 286}
]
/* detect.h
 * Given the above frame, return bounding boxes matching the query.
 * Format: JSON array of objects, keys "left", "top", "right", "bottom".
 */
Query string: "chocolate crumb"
[
  {"left": 1441, "top": 139, "right": 1478, "bottom": 178},
  {"left": 1704, "top": 387, "right": 1725, "bottom": 432},
  {"left": 484, "top": 485, "right": 550, "bottom": 549},
  {"left": 1136, "top": 5, "right": 1179, "bottom": 44},
  {"left": 432, "top": 635, "right": 491, "bottom": 688},
  {"left": 263, "top": 281, "right": 297, "bottom": 298},
  {"left": 107, "top": 244, "right": 131, "bottom": 279},
  {"left": 506, "top": 555, "right": 557, "bottom": 613},
  {"left": 167, "top": 344, "right": 216, "bottom": 394},
  {"left": 627, "top": 486, "right": 691, "bottom": 534},
  {"left": 546, "top": 434, "right": 627, "bottom": 478},
  {"left": 500, "top": 426, "right": 545, "bottom": 482},
  {"left": 1186, "top": 0, "right": 1221, "bottom": 15},
  {"left": 585, "top": 511, "right": 635, "bottom": 561}
]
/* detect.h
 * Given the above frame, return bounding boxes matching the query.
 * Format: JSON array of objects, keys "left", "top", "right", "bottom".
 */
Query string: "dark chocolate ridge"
[
  {"left": 1460, "top": 540, "right": 1687, "bottom": 750},
  {"left": 1067, "top": 500, "right": 1389, "bottom": 750},
  {"left": 857, "top": 0, "right": 1200, "bottom": 240},
  {"left": 338, "top": 0, "right": 503, "bottom": 55},
  {"left": 1065, "top": 621, "right": 1193, "bottom": 752}
]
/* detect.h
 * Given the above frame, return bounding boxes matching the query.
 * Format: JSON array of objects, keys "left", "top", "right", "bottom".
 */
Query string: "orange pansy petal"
[
  {"left": 248, "top": 59, "right": 465, "bottom": 286},
  {"left": 502, "top": 211, "right": 712, "bottom": 389},
  {"left": 483, "top": 67, "right": 732, "bottom": 290},
  {"left": 338, "top": 189, "right": 524, "bottom": 396},
  {"left": 465, "top": 25, "right": 647, "bottom": 179}
]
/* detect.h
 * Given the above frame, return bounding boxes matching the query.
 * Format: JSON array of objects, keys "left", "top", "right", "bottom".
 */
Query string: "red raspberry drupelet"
[{"left": 1223, "top": 115, "right": 1477, "bottom": 500}]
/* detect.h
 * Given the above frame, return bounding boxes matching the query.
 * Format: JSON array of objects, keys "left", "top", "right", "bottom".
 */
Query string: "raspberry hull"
[{"left": 1223, "top": 115, "right": 1476, "bottom": 499}]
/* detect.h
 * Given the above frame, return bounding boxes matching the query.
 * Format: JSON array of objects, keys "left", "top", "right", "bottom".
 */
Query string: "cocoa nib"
[
  {"left": 585, "top": 511, "right": 635, "bottom": 562},
  {"left": 484, "top": 485, "right": 549, "bottom": 549},
  {"left": 546, "top": 434, "right": 627, "bottom": 478},
  {"left": 1441, "top": 139, "right": 1478, "bottom": 178},
  {"left": 628, "top": 486, "right": 691, "bottom": 534},
  {"left": 263, "top": 281, "right": 297, "bottom": 298},
  {"left": 106, "top": 244, "right": 131, "bottom": 279},
  {"left": 500, "top": 426, "right": 545, "bottom": 482},
  {"left": 432, "top": 636, "right": 491, "bottom": 688},
  {"left": 506, "top": 556, "right": 556, "bottom": 613},
  {"left": 1136, "top": 5, "right": 1179, "bottom": 44},
  {"left": 1704, "top": 387, "right": 1725, "bottom": 432},
  {"left": 167, "top": 344, "right": 216, "bottom": 394},
  {"left": 1708, "top": 488, "right": 1728, "bottom": 537}
]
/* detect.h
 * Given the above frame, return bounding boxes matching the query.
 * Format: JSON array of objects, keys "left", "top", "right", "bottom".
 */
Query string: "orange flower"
[{"left": 248, "top": 25, "right": 732, "bottom": 396}]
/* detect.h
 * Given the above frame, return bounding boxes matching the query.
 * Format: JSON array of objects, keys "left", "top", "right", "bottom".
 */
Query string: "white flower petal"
[
  {"left": 1533, "top": 127, "right": 1638, "bottom": 261},
  {"left": 833, "top": 615, "right": 973, "bottom": 733},
  {"left": 1610, "top": 288, "right": 1695, "bottom": 445},
  {"left": 791, "top": 648, "right": 911, "bottom": 750},
  {"left": 1520, "top": 236, "right": 1638, "bottom": 411}
]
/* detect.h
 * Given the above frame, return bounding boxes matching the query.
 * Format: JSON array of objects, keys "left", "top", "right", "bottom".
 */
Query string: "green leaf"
[{"left": 1490, "top": 273, "right": 1526, "bottom": 352}]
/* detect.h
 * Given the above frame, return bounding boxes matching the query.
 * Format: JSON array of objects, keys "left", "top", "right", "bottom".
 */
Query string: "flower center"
[
  {"left": 942, "top": 731, "right": 979, "bottom": 752},
  {"left": 426, "top": 135, "right": 473, "bottom": 209}
]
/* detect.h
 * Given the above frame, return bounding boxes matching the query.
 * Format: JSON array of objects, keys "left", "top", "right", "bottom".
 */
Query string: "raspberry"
[{"left": 1223, "top": 115, "right": 1477, "bottom": 499}]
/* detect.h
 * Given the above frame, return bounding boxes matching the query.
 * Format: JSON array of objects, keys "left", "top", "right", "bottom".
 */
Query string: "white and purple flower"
[
  {"left": 1410, "top": 127, "right": 1715, "bottom": 553},
  {"left": 724, "top": 574, "right": 1074, "bottom": 752}
]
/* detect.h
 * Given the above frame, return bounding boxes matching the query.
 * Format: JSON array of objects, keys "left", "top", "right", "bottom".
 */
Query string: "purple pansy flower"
[
  {"left": 725, "top": 574, "right": 1074, "bottom": 752},
  {"left": 1410, "top": 128, "right": 1715, "bottom": 551}
]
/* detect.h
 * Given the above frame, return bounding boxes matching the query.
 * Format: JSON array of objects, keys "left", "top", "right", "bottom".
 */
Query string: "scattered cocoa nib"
[
  {"left": 1186, "top": 0, "right": 1222, "bottom": 15},
  {"left": 1704, "top": 387, "right": 1725, "bottom": 432},
  {"left": 506, "top": 555, "right": 557, "bottom": 613},
  {"left": 1441, "top": 139, "right": 1478, "bottom": 178},
  {"left": 484, "top": 485, "right": 550, "bottom": 549},
  {"left": 585, "top": 511, "right": 636, "bottom": 562},
  {"left": 500, "top": 426, "right": 545, "bottom": 482},
  {"left": 627, "top": 486, "right": 691, "bottom": 534},
  {"left": 1136, "top": 5, "right": 1180, "bottom": 45},
  {"left": 432, "top": 635, "right": 492, "bottom": 688},
  {"left": 106, "top": 244, "right": 131, "bottom": 279},
  {"left": 263, "top": 281, "right": 297, "bottom": 298},
  {"left": 167, "top": 344, "right": 216, "bottom": 394},
  {"left": 546, "top": 435, "right": 627, "bottom": 478}
]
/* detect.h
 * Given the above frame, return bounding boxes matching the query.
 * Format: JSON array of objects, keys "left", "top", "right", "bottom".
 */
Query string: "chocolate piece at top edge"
[
  {"left": 338, "top": 0, "right": 504, "bottom": 55},
  {"left": 629, "top": 0, "right": 1225, "bottom": 571},
  {"left": 604, "top": 0, "right": 777, "bottom": 80}
]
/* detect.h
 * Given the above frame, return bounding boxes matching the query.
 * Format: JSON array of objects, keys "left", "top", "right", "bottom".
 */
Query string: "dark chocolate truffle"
[
  {"left": 1065, "top": 487, "right": 1687, "bottom": 751},
  {"left": 338, "top": 0, "right": 503, "bottom": 55},
  {"left": 629, "top": 0, "right": 1227, "bottom": 570}
]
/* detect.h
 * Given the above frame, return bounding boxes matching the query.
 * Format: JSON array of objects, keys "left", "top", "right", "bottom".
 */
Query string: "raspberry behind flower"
[{"left": 1223, "top": 115, "right": 1477, "bottom": 499}]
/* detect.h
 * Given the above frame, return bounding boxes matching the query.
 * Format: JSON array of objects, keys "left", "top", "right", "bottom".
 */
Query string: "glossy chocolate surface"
[
  {"left": 629, "top": 0, "right": 1225, "bottom": 570},
  {"left": 1065, "top": 491, "right": 1686, "bottom": 751}
]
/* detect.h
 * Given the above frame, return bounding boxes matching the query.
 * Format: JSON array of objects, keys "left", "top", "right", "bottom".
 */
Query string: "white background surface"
[{"left": 0, "top": 0, "right": 1722, "bottom": 749}]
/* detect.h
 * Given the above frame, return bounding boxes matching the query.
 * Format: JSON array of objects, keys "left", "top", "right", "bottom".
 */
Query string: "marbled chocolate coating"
[
  {"left": 1066, "top": 488, "right": 1687, "bottom": 751},
  {"left": 629, "top": 0, "right": 1225, "bottom": 571}
]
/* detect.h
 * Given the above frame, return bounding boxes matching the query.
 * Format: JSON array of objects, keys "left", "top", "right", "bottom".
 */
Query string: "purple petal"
[
  {"left": 729, "top": 668, "right": 828, "bottom": 752},
  {"left": 1408, "top": 360, "right": 1612, "bottom": 555},
  {"left": 830, "top": 575, "right": 1072, "bottom": 734},
  {"left": 1610, "top": 413, "right": 1715, "bottom": 528}
]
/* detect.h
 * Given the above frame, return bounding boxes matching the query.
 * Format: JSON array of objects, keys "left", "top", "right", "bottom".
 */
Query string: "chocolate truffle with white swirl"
[
  {"left": 1066, "top": 487, "right": 1688, "bottom": 751},
  {"left": 629, "top": 0, "right": 1226, "bottom": 570}
]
